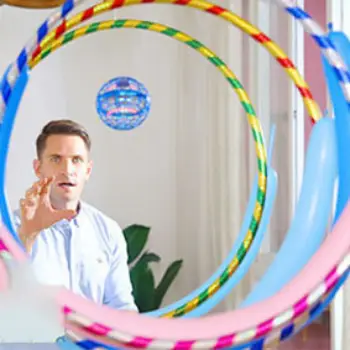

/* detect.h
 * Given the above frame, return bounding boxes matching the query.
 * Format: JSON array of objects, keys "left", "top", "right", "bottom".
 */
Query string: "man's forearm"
[{"left": 18, "top": 226, "right": 38, "bottom": 253}]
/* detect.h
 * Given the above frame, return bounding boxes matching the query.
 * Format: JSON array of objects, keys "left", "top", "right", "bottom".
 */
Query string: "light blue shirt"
[{"left": 12, "top": 201, "right": 138, "bottom": 311}]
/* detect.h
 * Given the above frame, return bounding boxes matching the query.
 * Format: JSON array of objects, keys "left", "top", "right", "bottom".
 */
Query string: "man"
[{"left": 12, "top": 119, "right": 137, "bottom": 311}]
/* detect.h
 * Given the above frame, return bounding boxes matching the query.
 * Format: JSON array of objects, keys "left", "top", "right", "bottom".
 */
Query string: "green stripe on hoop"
[
  {"left": 257, "top": 187, "right": 266, "bottom": 206},
  {"left": 220, "top": 269, "right": 230, "bottom": 286},
  {"left": 111, "top": 19, "right": 129, "bottom": 28},
  {"left": 86, "top": 22, "right": 100, "bottom": 34},
  {"left": 227, "top": 77, "right": 244, "bottom": 89},
  {"left": 135, "top": 21, "right": 153, "bottom": 30},
  {"left": 257, "top": 158, "right": 266, "bottom": 174},
  {"left": 242, "top": 102, "right": 255, "bottom": 116},
  {"left": 208, "top": 56, "right": 225, "bottom": 67},
  {"left": 198, "top": 289, "right": 209, "bottom": 303},
  {"left": 62, "top": 31, "right": 75, "bottom": 45},
  {"left": 186, "top": 39, "right": 203, "bottom": 50},
  {"left": 40, "top": 47, "right": 52, "bottom": 60},
  {"left": 173, "top": 306, "right": 186, "bottom": 317},
  {"left": 162, "top": 27, "right": 179, "bottom": 37}
]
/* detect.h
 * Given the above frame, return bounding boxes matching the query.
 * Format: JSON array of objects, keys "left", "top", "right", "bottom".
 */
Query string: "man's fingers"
[
  {"left": 20, "top": 197, "right": 36, "bottom": 209},
  {"left": 53, "top": 209, "right": 76, "bottom": 222},
  {"left": 19, "top": 198, "right": 25, "bottom": 210},
  {"left": 40, "top": 177, "right": 54, "bottom": 196},
  {"left": 39, "top": 178, "right": 54, "bottom": 205},
  {"left": 19, "top": 198, "right": 35, "bottom": 220},
  {"left": 25, "top": 181, "right": 41, "bottom": 198}
]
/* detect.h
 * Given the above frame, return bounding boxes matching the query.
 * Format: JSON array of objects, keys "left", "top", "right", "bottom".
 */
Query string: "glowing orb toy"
[{"left": 96, "top": 76, "right": 151, "bottom": 131}]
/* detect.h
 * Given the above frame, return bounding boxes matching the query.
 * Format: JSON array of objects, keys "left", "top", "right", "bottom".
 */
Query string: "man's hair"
[{"left": 36, "top": 119, "right": 91, "bottom": 158}]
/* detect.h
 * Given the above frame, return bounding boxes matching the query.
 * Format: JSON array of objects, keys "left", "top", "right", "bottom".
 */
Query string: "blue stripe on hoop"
[
  {"left": 311, "top": 34, "right": 334, "bottom": 49},
  {"left": 62, "top": 0, "right": 74, "bottom": 18},
  {"left": 38, "top": 21, "right": 49, "bottom": 43},
  {"left": 285, "top": 6, "right": 311, "bottom": 20},
  {"left": 280, "top": 323, "right": 294, "bottom": 341},
  {"left": 332, "top": 67, "right": 350, "bottom": 85},
  {"left": 1, "top": 78, "right": 12, "bottom": 104},
  {"left": 17, "top": 49, "right": 28, "bottom": 72}
]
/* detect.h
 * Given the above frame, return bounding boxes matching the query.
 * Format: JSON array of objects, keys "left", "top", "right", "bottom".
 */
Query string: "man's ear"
[
  {"left": 86, "top": 159, "right": 93, "bottom": 180},
  {"left": 33, "top": 159, "right": 41, "bottom": 178}
]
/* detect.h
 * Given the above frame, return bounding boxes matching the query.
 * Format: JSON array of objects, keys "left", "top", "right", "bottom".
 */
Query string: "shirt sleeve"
[
  {"left": 103, "top": 223, "right": 138, "bottom": 311},
  {"left": 9, "top": 209, "right": 21, "bottom": 238},
  {"left": 12, "top": 210, "right": 21, "bottom": 229}
]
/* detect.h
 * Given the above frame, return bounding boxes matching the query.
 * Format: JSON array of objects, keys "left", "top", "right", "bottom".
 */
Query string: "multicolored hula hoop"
[
  {"left": 0, "top": 0, "right": 349, "bottom": 349},
  {"left": 30, "top": 17, "right": 270, "bottom": 318},
  {"left": 4, "top": 24, "right": 271, "bottom": 320},
  {"left": 1, "top": 0, "right": 322, "bottom": 321}
]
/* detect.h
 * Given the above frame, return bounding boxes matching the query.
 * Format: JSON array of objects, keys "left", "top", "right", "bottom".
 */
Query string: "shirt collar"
[
  {"left": 71, "top": 201, "right": 85, "bottom": 227},
  {"left": 54, "top": 201, "right": 85, "bottom": 229}
]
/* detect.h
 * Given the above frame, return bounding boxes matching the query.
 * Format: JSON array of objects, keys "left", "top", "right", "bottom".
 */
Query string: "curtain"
[
  {"left": 171, "top": 0, "right": 248, "bottom": 311},
  {"left": 171, "top": 0, "right": 293, "bottom": 312}
]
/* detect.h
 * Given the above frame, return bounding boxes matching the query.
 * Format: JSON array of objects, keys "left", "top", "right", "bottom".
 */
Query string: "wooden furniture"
[{"left": 0, "top": 0, "right": 65, "bottom": 8}]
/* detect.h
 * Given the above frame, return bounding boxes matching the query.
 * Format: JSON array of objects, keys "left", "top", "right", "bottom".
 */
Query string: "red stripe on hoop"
[
  {"left": 252, "top": 32, "right": 271, "bottom": 44},
  {"left": 206, "top": 5, "right": 226, "bottom": 15}
]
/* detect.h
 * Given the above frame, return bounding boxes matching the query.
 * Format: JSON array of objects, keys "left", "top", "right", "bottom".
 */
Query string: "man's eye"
[
  {"left": 73, "top": 157, "right": 82, "bottom": 163},
  {"left": 50, "top": 156, "right": 60, "bottom": 162}
]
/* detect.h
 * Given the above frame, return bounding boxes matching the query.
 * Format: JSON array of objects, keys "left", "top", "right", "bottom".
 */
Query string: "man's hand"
[{"left": 18, "top": 177, "right": 76, "bottom": 252}]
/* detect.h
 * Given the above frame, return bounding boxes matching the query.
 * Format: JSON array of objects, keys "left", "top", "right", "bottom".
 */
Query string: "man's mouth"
[{"left": 58, "top": 182, "right": 77, "bottom": 188}]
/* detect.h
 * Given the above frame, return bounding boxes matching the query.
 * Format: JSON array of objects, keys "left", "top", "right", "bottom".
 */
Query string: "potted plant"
[{"left": 123, "top": 224, "right": 183, "bottom": 312}]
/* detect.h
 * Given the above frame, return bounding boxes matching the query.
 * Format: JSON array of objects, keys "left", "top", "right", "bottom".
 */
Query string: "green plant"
[{"left": 123, "top": 224, "right": 183, "bottom": 312}]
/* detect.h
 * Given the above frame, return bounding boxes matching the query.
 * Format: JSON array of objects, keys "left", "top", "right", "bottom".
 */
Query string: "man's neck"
[{"left": 51, "top": 199, "right": 79, "bottom": 212}]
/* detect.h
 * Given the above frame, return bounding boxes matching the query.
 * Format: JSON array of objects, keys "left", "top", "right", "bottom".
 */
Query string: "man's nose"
[{"left": 60, "top": 159, "right": 75, "bottom": 175}]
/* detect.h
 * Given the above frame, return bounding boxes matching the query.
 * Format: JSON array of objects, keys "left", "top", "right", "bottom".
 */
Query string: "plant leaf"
[
  {"left": 130, "top": 263, "right": 141, "bottom": 302},
  {"left": 138, "top": 251, "right": 161, "bottom": 264},
  {"left": 123, "top": 224, "right": 150, "bottom": 264},
  {"left": 154, "top": 259, "right": 183, "bottom": 309},
  {"left": 130, "top": 259, "right": 156, "bottom": 312}
]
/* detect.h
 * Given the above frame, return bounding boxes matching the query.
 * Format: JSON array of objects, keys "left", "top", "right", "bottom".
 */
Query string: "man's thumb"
[{"left": 56, "top": 209, "right": 76, "bottom": 221}]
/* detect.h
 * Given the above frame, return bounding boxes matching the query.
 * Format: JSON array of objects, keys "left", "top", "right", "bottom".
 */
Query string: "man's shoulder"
[
  {"left": 81, "top": 201, "right": 120, "bottom": 226},
  {"left": 81, "top": 202, "right": 124, "bottom": 241}
]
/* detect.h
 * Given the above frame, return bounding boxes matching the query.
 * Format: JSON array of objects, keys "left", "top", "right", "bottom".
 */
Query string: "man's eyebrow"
[{"left": 46, "top": 153, "right": 85, "bottom": 158}]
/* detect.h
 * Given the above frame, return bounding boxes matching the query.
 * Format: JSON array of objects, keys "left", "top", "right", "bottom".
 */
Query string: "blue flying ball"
[{"left": 96, "top": 76, "right": 151, "bottom": 130}]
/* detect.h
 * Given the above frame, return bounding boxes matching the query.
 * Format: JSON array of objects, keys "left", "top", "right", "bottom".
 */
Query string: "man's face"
[{"left": 33, "top": 134, "right": 92, "bottom": 209}]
